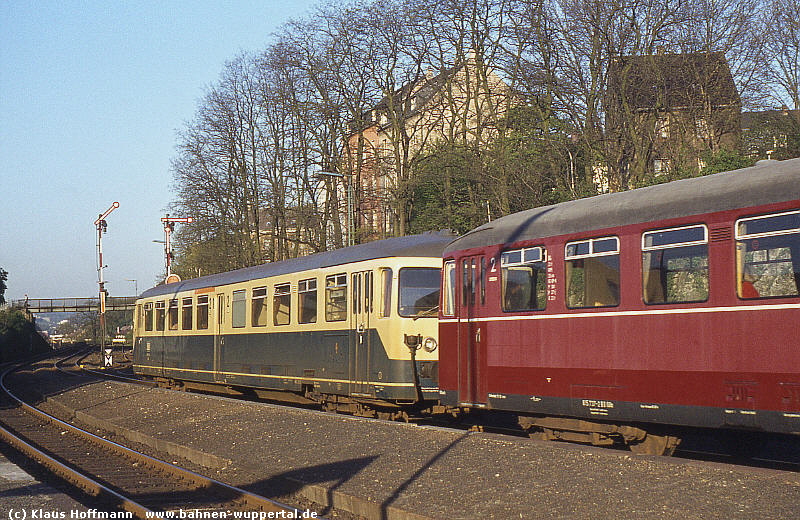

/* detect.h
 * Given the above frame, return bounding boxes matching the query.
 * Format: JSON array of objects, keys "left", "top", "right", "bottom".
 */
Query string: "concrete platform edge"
[{"left": 41, "top": 395, "right": 432, "bottom": 520}]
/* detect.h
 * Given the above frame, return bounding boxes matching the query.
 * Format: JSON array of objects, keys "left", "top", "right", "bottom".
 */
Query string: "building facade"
[
  {"left": 604, "top": 51, "right": 741, "bottom": 190},
  {"left": 342, "top": 55, "right": 513, "bottom": 242}
]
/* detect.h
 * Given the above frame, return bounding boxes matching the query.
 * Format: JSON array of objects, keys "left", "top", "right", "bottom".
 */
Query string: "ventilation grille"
[{"left": 710, "top": 226, "right": 732, "bottom": 242}]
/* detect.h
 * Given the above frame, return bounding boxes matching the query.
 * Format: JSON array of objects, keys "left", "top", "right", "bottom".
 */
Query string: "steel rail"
[
  {"left": 0, "top": 355, "right": 316, "bottom": 518},
  {"left": 81, "top": 347, "right": 800, "bottom": 472}
]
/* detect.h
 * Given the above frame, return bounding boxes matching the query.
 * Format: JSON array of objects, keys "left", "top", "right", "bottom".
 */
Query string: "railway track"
[
  {"left": 0, "top": 354, "right": 321, "bottom": 518},
  {"left": 43, "top": 345, "right": 800, "bottom": 475}
]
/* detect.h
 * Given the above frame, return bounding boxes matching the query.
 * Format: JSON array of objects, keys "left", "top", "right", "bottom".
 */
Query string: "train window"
[
  {"left": 252, "top": 287, "right": 268, "bottom": 327},
  {"left": 365, "top": 271, "right": 373, "bottom": 313},
  {"left": 298, "top": 278, "right": 317, "bottom": 324},
  {"left": 565, "top": 237, "right": 620, "bottom": 308},
  {"left": 736, "top": 210, "right": 800, "bottom": 299},
  {"left": 168, "top": 299, "right": 179, "bottom": 330},
  {"left": 461, "top": 259, "right": 475, "bottom": 306},
  {"left": 480, "top": 257, "right": 486, "bottom": 304},
  {"left": 642, "top": 225, "right": 708, "bottom": 304},
  {"left": 442, "top": 261, "right": 456, "bottom": 316},
  {"left": 501, "top": 247, "right": 547, "bottom": 312},
  {"left": 197, "top": 295, "right": 209, "bottom": 330},
  {"left": 352, "top": 273, "right": 361, "bottom": 314},
  {"left": 181, "top": 297, "right": 193, "bottom": 330},
  {"left": 144, "top": 303, "right": 153, "bottom": 331},
  {"left": 380, "top": 269, "right": 393, "bottom": 318},
  {"left": 399, "top": 268, "right": 441, "bottom": 318},
  {"left": 155, "top": 301, "right": 166, "bottom": 331},
  {"left": 273, "top": 283, "right": 291, "bottom": 325},
  {"left": 326, "top": 274, "right": 348, "bottom": 322},
  {"left": 232, "top": 290, "right": 246, "bottom": 328}
]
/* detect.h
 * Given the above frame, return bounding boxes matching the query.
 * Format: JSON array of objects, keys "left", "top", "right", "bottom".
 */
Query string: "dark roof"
[
  {"left": 607, "top": 51, "right": 739, "bottom": 110},
  {"left": 349, "top": 65, "right": 461, "bottom": 134},
  {"left": 142, "top": 231, "right": 457, "bottom": 299},
  {"left": 741, "top": 109, "right": 800, "bottom": 130},
  {"left": 445, "top": 158, "right": 800, "bottom": 254}
]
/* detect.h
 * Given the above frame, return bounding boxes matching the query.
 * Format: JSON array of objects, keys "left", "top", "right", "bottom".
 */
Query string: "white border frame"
[
  {"left": 641, "top": 224, "right": 708, "bottom": 251},
  {"left": 735, "top": 209, "right": 800, "bottom": 240},
  {"left": 565, "top": 236, "right": 619, "bottom": 260}
]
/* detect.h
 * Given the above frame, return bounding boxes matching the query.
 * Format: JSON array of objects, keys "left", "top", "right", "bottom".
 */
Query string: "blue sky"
[{"left": 1, "top": 1, "right": 319, "bottom": 301}]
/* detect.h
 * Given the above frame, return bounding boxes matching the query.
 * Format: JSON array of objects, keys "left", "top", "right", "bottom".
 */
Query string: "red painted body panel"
[{"left": 440, "top": 199, "right": 800, "bottom": 428}]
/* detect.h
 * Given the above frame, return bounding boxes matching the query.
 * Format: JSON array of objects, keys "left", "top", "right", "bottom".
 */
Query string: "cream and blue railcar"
[{"left": 133, "top": 232, "right": 453, "bottom": 412}]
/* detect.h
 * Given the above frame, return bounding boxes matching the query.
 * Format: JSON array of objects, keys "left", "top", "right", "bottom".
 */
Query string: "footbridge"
[{"left": 9, "top": 297, "right": 138, "bottom": 313}]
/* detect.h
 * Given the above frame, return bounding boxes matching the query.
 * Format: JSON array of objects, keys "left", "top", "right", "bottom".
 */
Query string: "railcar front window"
[
  {"left": 144, "top": 303, "right": 153, "bottom": 331},
  {"left": 326, "top": 274, "right": 348, "bottom": 322},
  {"left": 155, "top": 301, "right": 165, "bottom": 331},
  {"left": 273, "top": 283, "right": 291, "bottom": 325},
  {"left": 502, "top": 247, "right": 547, "bottom": 312},
  {"left": 181, "top": 297, "right": 193, "bottom": 330},
  {"left": 252, "top": 287, "right": 268, "bottom": 327},
  {"left": 298, "top": 278, "right": 317, "bottom": 324},
  {"left": 736, "top": 210, "right": 800, "bottom": 299},
  {"left": 399, "top": 267, "right": 441, "bottom": 317},
  {"left": 232, "top": 290, "right": 246, "bottom": 328},
  {"left": 442, "top": 261, "right": 456, "bottom": 316},
  {"left": 642, "top": 225, "right": 708, "bottom": 304},
  {"left": 196, "top": 295, "right": 209, "bottom": 330},
  {"left": 565, "top": 237, "right": 620, "bottom": 308}
]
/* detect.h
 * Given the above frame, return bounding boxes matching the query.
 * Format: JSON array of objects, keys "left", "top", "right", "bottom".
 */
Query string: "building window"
[
  {"left": 501, "top": 247, "right": 547, "bottom": 312},
  {"left": 642, "top": 225, "right": 709, "bottom": 304},
  {"left": 736, "top": 210, "right": 800, "bottom": 299},
  {"left": 565, "top": 237, "right": 620, "bottom": 308},
  {"left": 325, "top": 274, "right": 348, "bottom": 322},
  {"left": 695, "top": 117, "right": 710, "bottom": 139},
  {"left": 654, "top": 158, "right": 670, "bottom": 176},
  {"left": 273, "top": 283, "right": 291, "bottom": 326},
  {"left": 232, "top": 290, "right": 246, "bottom": 328},
  {"left": 298, "top": 278, "right": 317, "bottom": 324},
  {"left": 655, "top": 117, "right": 669, "bottom": 138},
  {"left": 181, "top": 297, "right": 193, "bottom": 330},
  {"left": 197, "top": 295, "right": 209, "bottom": 330},
  {"left": 252, "top": 287, "right": 268, "bottom": 327}
]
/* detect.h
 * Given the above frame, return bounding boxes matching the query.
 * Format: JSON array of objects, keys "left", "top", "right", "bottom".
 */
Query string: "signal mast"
[
  {"left": 161, "top": 214, "right": 193, "bottom": 283},
  {"left": 94, "top": 202, "right": 119, "bottom": 362}
]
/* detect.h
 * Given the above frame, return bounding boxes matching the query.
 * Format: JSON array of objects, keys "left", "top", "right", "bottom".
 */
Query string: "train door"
[
  {"left": 350, "top": 271, "right": 373, "bottom": 396},
  {"left": 457, "top": 256, "right": 486, "bottom": 406},
  {"left": 213, "top": 293, "right": 225, "bottom": 383}
]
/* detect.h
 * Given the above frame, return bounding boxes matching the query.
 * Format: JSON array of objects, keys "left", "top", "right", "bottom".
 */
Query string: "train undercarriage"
[{"left": 146, "top": 374, "right": 685, "bottom": 455}]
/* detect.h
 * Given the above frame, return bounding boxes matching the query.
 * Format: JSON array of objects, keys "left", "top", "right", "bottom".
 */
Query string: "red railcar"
[{"left": 439, "top": 159, "right": 800, "bottom": 454}]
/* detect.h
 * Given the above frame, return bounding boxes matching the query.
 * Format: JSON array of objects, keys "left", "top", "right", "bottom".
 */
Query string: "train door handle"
[{"left": 475, "top": 328, "right": 481, "bottom": 343}]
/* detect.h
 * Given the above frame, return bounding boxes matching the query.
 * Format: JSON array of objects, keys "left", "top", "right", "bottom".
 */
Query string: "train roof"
[
  {"left": 445, "top": 158, "right": 800, "bottom": 254},
  {"left": 140, "top": 230, "right": 456, "bottom": 299}
]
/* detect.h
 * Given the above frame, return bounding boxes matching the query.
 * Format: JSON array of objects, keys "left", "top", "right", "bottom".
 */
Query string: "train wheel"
[{"left": 629, "top": 433, "right": 681, "bottom": 456}]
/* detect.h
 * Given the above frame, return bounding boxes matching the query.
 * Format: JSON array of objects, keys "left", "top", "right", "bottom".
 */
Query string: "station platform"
[
  {"left": 9, "top": 366, "right": 800, "bottom": 520},
  {"left": 0, "top": 449, "right": 90, "bottom": 516}
]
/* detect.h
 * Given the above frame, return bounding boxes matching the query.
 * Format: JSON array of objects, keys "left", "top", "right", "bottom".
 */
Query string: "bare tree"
[{"left": 765, "top": 0, "right": 800, "bottom": 110}]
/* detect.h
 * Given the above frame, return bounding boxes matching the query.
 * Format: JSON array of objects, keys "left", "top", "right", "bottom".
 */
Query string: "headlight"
[{"left": 422, "top": 336, "right": 438, "bottom": 352}]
